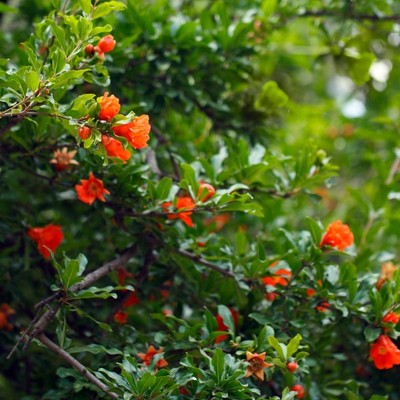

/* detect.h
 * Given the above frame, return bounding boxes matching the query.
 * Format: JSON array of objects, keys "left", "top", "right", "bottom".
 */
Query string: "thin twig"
[
  {"left": 177, "top": 249, "right": 236, "bottom": 278},
  {"left": 294, "top": 10, "right": 400, "bottom": 21},
  {"left": 38, "top": 334, "right": 119, "bottom": 399}
]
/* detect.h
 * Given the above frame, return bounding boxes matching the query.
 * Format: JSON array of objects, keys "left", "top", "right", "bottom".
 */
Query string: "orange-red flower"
[
  {"left": 382, "top": 312, "right": 400, "bottom": 325},
  {"left": 315, "top": 301, "right": 330, "bottom": 312},
  {"left": 265, "top": 292, "right": 279, "bottom": 302},
  {"left": 49, "top": 147, "right": 79, "bottom": 171},
  {"left": 112, "top": 114, "right": 151, "bottom": 149},
  {"left": 320, "top": 220, "right": 354, "bottom": 251},
  {"left": 204, "top": 213, "right": 231, "bottom": 232},
  {"left": 75, "top": 172, "right": 110, "bottom": 205},
  {"left": 376, "top": 262, "right": 398, "bottom": 290},
  {"left": 215, "top": 308, "right": 239, "bottom": 343},
  {"left": 101, "top": 135, "right": 131, "bottom": 161},
  {"left": 245, "top": 351, "right": 272, "bottom": 380},
  {"left": 138, "top": 345, "right": 168, "bottom": 369},
  {"left": 117, "top": 268, "right": 134, "bottom": 285},
  {"left": 197, "top": 182, "right": 216, "bottom": 202},
  {"left": 78, "top": 126, "right": 91, "bottom": 140},
  {"left": 114, "top": 310, "right": 128, "bottom": 325},
  {"left": 27, "top": 224, "right": 64, "bottom": 259},
  {"left": 97, "top": 35, "right": 116, "bottom": 53},
  {"left": 261, "top": 266, "right": 292, "bottom": 287},
  {"left": 162, "top": 196, "right": 196, "bottom": 227},
  {"left": 370, "top": 335, "right": 400, "bottom": 369},
  {"left": 98, "top": 92, "right": 120, "bottom": 121},
  {"left": 291, "top": 384, "right": 305, "bottom": 399},
  {"left": 306, "top": 288, "right": 316, "bottom": 297},
  {"left": 0, "top": 303, "right": 15, "bottom": 331},
  {"left": 122, "top": 292, "right": 140, "bottom": 308}
]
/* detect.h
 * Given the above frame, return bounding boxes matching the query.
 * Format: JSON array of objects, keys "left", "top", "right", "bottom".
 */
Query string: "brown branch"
[
  {"left": 8, "top": 245, "right": 137, "bottom": 359},
  {"left": 177, "top": 249, "right": 236, "bottom": 278},
  {"left": 69, "top": 245, "right": 137, "bottom": 293},
  {"left": 38, "top": 333, "right": 119, "bottom": 399}
]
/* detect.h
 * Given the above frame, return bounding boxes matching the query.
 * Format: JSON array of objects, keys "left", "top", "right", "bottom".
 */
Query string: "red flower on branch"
[
  {"left": 138, "top": 345, "right": 168, "bottom": 369},
  {"left": 98, "top": 92, "right": 120, "bottom": 121},
  {"left": 27, "top": 224, "right": 64, "bottom": 259},
  {"left": 261, "top": 262, "right": 292, "bottom": 287},
  {"left": 114, "top": 310, "right": 128, "bottom": 325},
  {"left": 382, "top": 312, "right": 400, "bottom": 325},
  {"left": 122, "top": 292, "right": 140, "bottom": 308},
  {"left": 49, "top": 147, "right": 79, "bottom": 171},
  {"left": 320, "top": 220, "right": 354, "bottom": 251},
  {"left": 162, "top": 196, "right": 196, "bottom": 227},
  {"left": 112, "top": 114, "right": 151, "bottom": 149},
  {"left": 370, "top": 335, "right": 400, "bottom": 369},
  {"left": 75, "top": 172, "right": 110, "bottom": 205},
  {"left": 376, "top": 262, "right": 398, "bottom": 290},
  {"left": 244, "top": 351, "right": 272, "bottom": 380},
  {"left": 0, "top": 303, "right": 15, "bottom": 331},
  {"left": 101, "top": 135, "right": 131, "bottom": 161},
  {"left": 97, "top": 35, "right": 116, "bottom": 53},
  {"left": 215, "top": 308, "right": 239, "bottom": 343}
]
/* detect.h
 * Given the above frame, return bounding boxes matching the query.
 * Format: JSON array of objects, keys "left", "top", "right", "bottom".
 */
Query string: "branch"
[
  {"left": 69, "top": 244, "right": 137, "bottom": 292},
  {"left": 38, "top": 334, "right": 119, "bottom": 399},
  {"left": 8, "top": 245, "right": 137, "bottom": 358},
  {"left": 294, "top": 10, "right": 400, "bottom": 22},
  {"left": 177, "top": 249, "right": 236, "bottom": 278}
]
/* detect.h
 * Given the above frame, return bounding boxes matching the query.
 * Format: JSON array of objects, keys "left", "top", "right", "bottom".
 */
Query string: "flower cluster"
[
  {"left": 78, "top": 92, "right": 151, "bottom": 163},
  {"left": 27, "top": 224, "right": 64, "bottom": 259}
]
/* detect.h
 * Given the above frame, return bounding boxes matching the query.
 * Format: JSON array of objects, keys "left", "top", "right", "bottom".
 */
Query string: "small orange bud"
[
  {"left": 197, "top": 182, "right": 216, "bottom": 202},
  {"left": 291, "top": 384, "right": 305, "bottom": 399},
  {"left": 78, "top": 126, "right": 91, "bottom": 140},
  {"left": 85, "top": 44, "right": 94, "bottom": 55},
  {"left": 287, "top": 361, "right": 298, "bottom": 373}
]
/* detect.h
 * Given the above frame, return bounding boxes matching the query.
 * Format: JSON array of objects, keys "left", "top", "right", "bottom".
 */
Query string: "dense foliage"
[{"left": 1, "top": 0, "right": 400, "bottom": 399}]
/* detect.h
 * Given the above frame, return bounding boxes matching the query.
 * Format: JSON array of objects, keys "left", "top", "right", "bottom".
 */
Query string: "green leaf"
[
  {"left": 217, "top": 305, "right": 235, "bottom": 336},
  {"left": 347, "top": 52, "right": 376, "bottom": 85},
  {"left": 211, "top": 348, "right": 225, "bottom": 384},
  {"left": 26, "top": 70, "right": 40, "bottom": 92},
  {"left": 364, "top": 327, "right": 381, "bottom": 343},
  {"left": 180, "top": 163, "right": 199, "bottom": 198},
  {"left": 93, "top": 1, "right": 127, "bottom": 19},
  {"left": 0, "top": 3, "right": 17, "bottom": 13},
  {"left": 156, "top": 177, "right": 173, "bottom": 201},
  {"left": 286, "top": 334, "right": 302, "bottom": 358},
  {"left": 62, "top": 258, "right": 82, "bottom": 289},
  {"left": 68, "top": 344, "right": 122, "bottom": 355},
  {"left": 305, "top": 217, "right": 323, "bottom": 246},
  {"left": 137, "top": 372, "right": 157, "bottom": 394},
  {"left": 257, "top": 325, "right": 275, "bottom": 352},
  {"left": 268, "top": 336, "right": 287, "bottom": 361},
  {"left": 78, "top": 0, "right": 92, "bottom": 14},
  {"left": 255, "top": 81, "right": 288, "bottom": 111}
]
